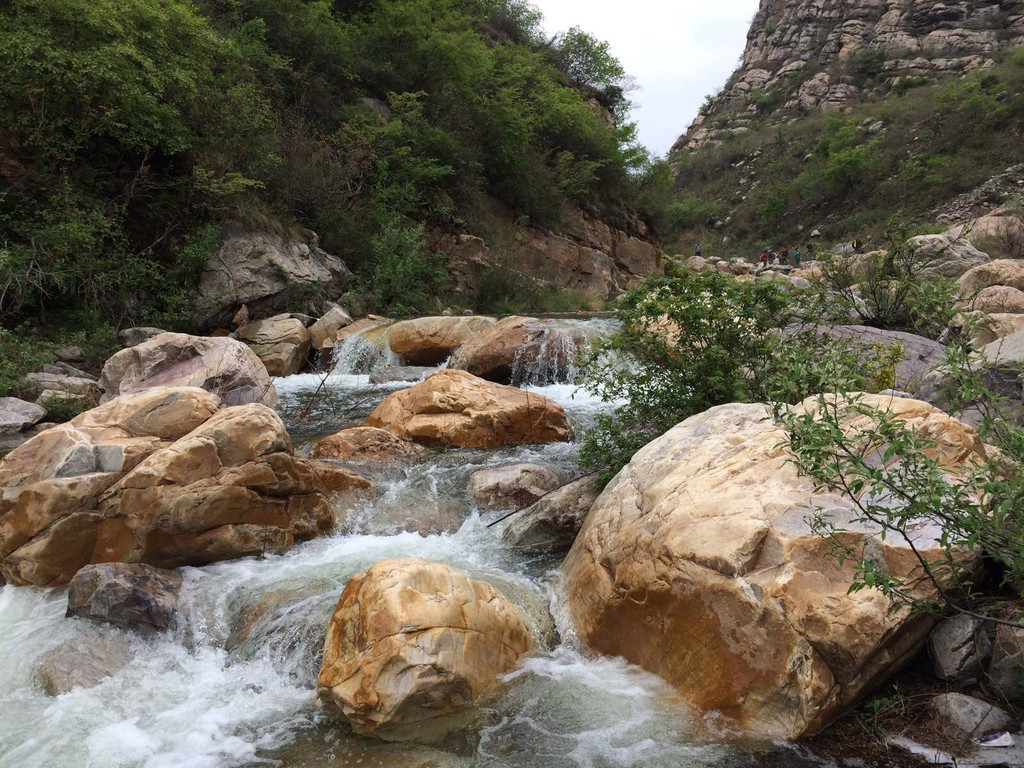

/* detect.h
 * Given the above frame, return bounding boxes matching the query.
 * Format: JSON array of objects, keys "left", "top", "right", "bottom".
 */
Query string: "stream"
[{"left": 0, "top": 321, "right": 869, "bottom": 768}]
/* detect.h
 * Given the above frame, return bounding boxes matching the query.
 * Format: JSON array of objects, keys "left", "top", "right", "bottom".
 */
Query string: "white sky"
[{"left": 535, "top": 0, "right": 760, "bottom": 156}]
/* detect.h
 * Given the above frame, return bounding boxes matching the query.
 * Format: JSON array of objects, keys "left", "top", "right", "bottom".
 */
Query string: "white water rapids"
[{"left": 0, "top": 323, "right": 841, "bottom": 768}]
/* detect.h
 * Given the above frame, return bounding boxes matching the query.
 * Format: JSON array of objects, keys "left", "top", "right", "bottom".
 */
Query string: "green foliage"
[
  {"left": 847, "top": 48, "right": 887, "bottom": 86},
  {"left": 579, "top": 268, "right": 867, "bottom": 481},
  {"left": 551, "top": 26, "right": 631, "bottom": 117},
  {"left": 471, "top": 261, "right": 600, "bottom": 315},
  {"left": 666, "top": 194, "right": 721, "bottom": 235},
  {"left": 365, "top": 217, "right": 447, "bottom": 315}
]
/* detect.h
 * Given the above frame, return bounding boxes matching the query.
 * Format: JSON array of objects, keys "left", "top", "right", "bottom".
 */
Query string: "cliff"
[{"left": 673, "top": 0, "right": 1024, "bottom": 153}]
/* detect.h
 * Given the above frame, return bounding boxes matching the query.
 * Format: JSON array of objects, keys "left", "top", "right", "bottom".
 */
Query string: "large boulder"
[
  {"left": 945, "top": 213, "right": 1024, "bottom": 261},
  {"left": 317, "top": 558, "right": 533, "bottom": 736},
  {"left": 467, "top": 464, "right": 560, "bottom": 510},
  {"left": 313, "top": 426, "right": 426, "bottom": 463},
  {"left": 448, "top": 316, "right": 597, "bottom": 384},
  {"left": 66, "top": 562, "right": 183, "bottom": 634},
  {"left": 958, "top": 259, "right": 1024, "bottom": 296},
  {"left": 365, "top": 370, "right": 569, "bottom": 449},
  {"left": 237, "top": 315, "right": 311, "bottom": 377},
  {"left": 0, "top": 387, "right": 365, "bottom": 586},
  {"left": 977, "top": 331, "right": 1024, "bottom": 422},
  {"left": 909, "top": 234, "right": 990, "bottom": 280},
  {"left": 308, "top": 307, "right": 353, "bottom": 353},
  {"left": 99, "top": 333, "right": 277, "bottom": 407},
  {"left": 33, "top": 635, "right": 133, "bottom": 696},
  {"left": 0, "top": 398, "right": 46, "bottom": 435},
  {"left": 386, "top": 316, "right": 495, "bottom": 366},
  {"left": 959, "top": 312, "right": 1024, "bottom": 347},
  {"left": 502, "top": 475, "right": 600, "bottom": 553},
  {"left": 805, "top": 325, "right": 946, "bottom": 396},
  {"left": 963, "top": 285, "right": 1024, "bottom": 314},
  {"left": 562, "top": 396, "right": 987, "bottom": 740},
  {"left": 196, "top": 227, "right": 352, "bottom": 329}
]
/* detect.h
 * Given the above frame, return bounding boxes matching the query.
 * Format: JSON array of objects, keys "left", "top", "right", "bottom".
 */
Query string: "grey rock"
[
  {"left": 503, "top": 476, "right": 601, "bottom": 553},
  {"left": 911, "top": 234, "right": 991, "bottom": 281},
  {"left": 196, "top": 227, "right": 353, "bottom": 329},
  {"left": 0, "top": 397, "right": 46, "bottom": 435},
  {"left": 118, "top": 326, "right": 167, "bottom": 348},
  {"left": 987, "top": 621, "right": 1024, "bottom": 703},
  {"left": 24, "top": 372, "right": 101, "bottom": 399},
  {"left": 33, "top": 635, "right": 132, "bottom": 696},
  {"left": 929, "top": 614, "right": 992, "bottom": 684},
  {"left": 929, "top": 693, "right": 1015, "bottom": 741},
  {"left": 67, "top": 562, "right": 183, "bottom": 634},
  {"left": 55, "top": 442, "right": 98, "bottom": 478},
  {"left": 53, "top": 362, "right": 97, "bottom": 381},
  {"left": 54, "top": 346, "right": 85, "bottom": 363},
  {"left": 468, "top": 464, "right": 561, "bottom": 511}
]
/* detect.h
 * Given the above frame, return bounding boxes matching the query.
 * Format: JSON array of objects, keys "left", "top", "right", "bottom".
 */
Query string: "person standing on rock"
[
  {"left": 760, "top": 250, "right": 769, "bottom": 270},
  {"left": 794, "top": 248, "right": 802, "bottom": 268},
  {"left": 694, "top": 243, "right": 703, "bottom": 258}
]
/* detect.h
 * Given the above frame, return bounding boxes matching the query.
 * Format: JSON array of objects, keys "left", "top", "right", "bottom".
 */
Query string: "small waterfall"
[
  {"left": 330, "top": 326, "right": 400, "bottom": 377},
  {"left": 509, "top": 318, "right": 620, "bottom": 387}
]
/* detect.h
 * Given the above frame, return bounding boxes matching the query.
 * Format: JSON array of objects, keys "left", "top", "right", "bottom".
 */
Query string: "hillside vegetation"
[
  {"left": 0, "top": 0, "right": 670, "bottom": 337},
  {"left": 668, "top": 48, "right": 1024, "bottom": 256}
]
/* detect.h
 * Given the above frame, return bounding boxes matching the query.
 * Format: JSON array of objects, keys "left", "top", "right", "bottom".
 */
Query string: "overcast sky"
[{"left": 535, "top": 0, "right": 760, "bottom": 156}]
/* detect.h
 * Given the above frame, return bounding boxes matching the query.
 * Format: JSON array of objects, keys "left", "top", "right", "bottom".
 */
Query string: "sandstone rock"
[
  {"left": 237, "top": 315, "right": 311, "bottom": 377},
  {"left": 0, "top": 387, "right": 356, "bottom": 586},
  {"left": 386, "top": 316, "right": 495, "bottom": 366},
  {"left": 232, "top": 304, "right": 251, "bottom": 329},
  {"left": 964, "top": 312, "right": 1024, "bottom": 347},
  {"left": 33, "top": 635, "right": 133, "bottom": 696},
  {"left": 66, "top": 562, "right": 183, "bottom": 634},
  {"left": 987, "top": 621, "right": 1024, "bottom": 702},
  {"left": 909, "top": 234, "right": 990, "bottom": 280},
  {"left": 317, "top": 558, "right": 532, "bottom": 736},
  {"left": 959, "top": 259, "right": 1024, "bottom": 295},
  {"left": 448, "top": 316, "right": 595, "bottom": 384},
  {"left": 684, "top": 255, "right": 709, "bottom": 271},
  {"left": 928, "top": 693, "right": 1014, "bottom": 741},
  {"left": 946, "top": 213, "right": 1024, "bottom": 260},
  {"left": 365, "top": 370, "right": 569, "bottom": 449},
  {"left": 0, "top": 398, "right": 46, "bottom": 435},
  {"left": 929, "top": 615, "right": 992, "bottom": 684},
  {"left": 502, "top": 475, "right": 600, "bottom": 553},
  {"left": 308, "top": 307, "right": 353, "bottom": 352},
  {"left": 118, "top": 327, "right": 166, "bottom": 348},
  {"left": 99, "top": 332, "right": 277, "bottom": 408},
  {"left": 467, "top": 464, "right": 560, "bottom": 510},
  {"left": 562, "top": 396, "right": 987, "bottom": 740},
  {"left": 196, "top": 227, "right": 352, "bottom": 329},
  {"left": 313, "top": 426, "right": 426, "bottom": 463},
  {"left": 965, "top": 285, "right": 1024, "bottom": 315}
]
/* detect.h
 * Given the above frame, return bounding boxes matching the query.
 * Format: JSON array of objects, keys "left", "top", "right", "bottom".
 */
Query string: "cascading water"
[
  {"left": 508, "top": 319, "right": 620, "bottom": 387},
  {"left": 0, "top": 321, "right": 845, "bottom": 768}
]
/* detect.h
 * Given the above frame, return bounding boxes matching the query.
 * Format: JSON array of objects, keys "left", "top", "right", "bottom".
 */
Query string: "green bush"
[{"left": 365, "top": 217, "right": 448, "bottom": 315}]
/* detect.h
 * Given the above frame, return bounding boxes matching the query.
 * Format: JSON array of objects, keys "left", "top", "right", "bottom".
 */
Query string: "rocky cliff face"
[{"left": 673, "top": 0, "right": 1024, "bottom": 153}]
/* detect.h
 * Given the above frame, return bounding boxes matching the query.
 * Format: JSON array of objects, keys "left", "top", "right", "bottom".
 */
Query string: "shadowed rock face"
[
  {"left": 563, "top": 395, "right": 987, "bottom": 740},
  {"left": 317, "top": 557, "right": 533, "bottom": 737},
  {"left": 365, "top": 369, "right": 570, "bottom": 449},
  {"left": 0, "top": 387, "right": 367, "bottom": 586},
  {"left": 673, "top": 0, "right": 1024, "bottom": 153}
]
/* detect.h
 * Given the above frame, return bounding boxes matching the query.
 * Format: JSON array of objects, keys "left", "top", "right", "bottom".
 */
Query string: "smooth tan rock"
[
  {"left": 964, "top": 312, "right": 1024, "bottom": 346},
  {"left": 317, "top": 558, "right": 532, "bottom": 736},
  {"left": 946, "top": 213, "right": 1024, "bottom": 260},
  {"left": 467, "top": 464, "right": 559, "bottom": 510},
  {"left": 237, "top": 315, "right": 311, "bottom": 377},
  {"left": 99, "top": 333, "right": 277, "bottom": 407},
  {"left": 964, "top": 285, "right": 1024, "bottom": 314},
  {"left": 308, "top": 307, "right": 353, "bottom": 351},
  {"left": 909, "top": 234, "right": 990, "bottom": 280},
  {"left": 314, "top": 426, "right": 426, "bottom": 463},
  {"left": 33, "top": 635, "right": 133, "bottom": 696},
  {"left": 365, "top": 370, "right": 569, "bottom": 449},
  {"left": 563, "top": 395, "right": 987, "bottom": 740},
  {"left": 959, "top": 259, "right": 1024, "bottom": 295},
  {"left": 448, "top": 316, "right": 594, "bottom": 383},
  {"left": 0, "top": 388, "right": 349, "bottom": 586},
  {"left": 386, "top": 316, "right": 495, "bottom": 366}
]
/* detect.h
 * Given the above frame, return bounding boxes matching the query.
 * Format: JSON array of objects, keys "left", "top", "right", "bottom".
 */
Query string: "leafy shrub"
[
  {"left": 366, "top": 217, "right": 447, "bottom": 315},
  {"left": 847, "top": 48, "right": 887, "bottom": 86}
]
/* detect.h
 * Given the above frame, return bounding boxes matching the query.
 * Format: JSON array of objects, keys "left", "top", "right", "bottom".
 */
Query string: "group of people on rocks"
[{"left": 758, "top": 242, "right": 814, "bottom": 270}]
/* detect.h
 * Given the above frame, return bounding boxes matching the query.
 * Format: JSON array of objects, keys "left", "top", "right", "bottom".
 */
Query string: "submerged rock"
[
  {"left": 317, "top": 557, "right": 533, "bottom": 737},
  {"left": 99, "top": 332, "right": 277, "bottom": 407},
  {"left": 562, "top": 395, "right": 987, "bottom": 740},
  {"left": 365, "top": 370, "right": 570, "bottom": 449},
  {"left": 33, "top": 634, "right": 133, "bottom": 696},
  {"left": 313, "top": 426, "right": 426, "bottom": 463},
  {"left": 67, "top": 562, "right": 183, "bottom": 634},
  {"left": 467, "top": 464, "right": 560, "bottom": 510}
]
